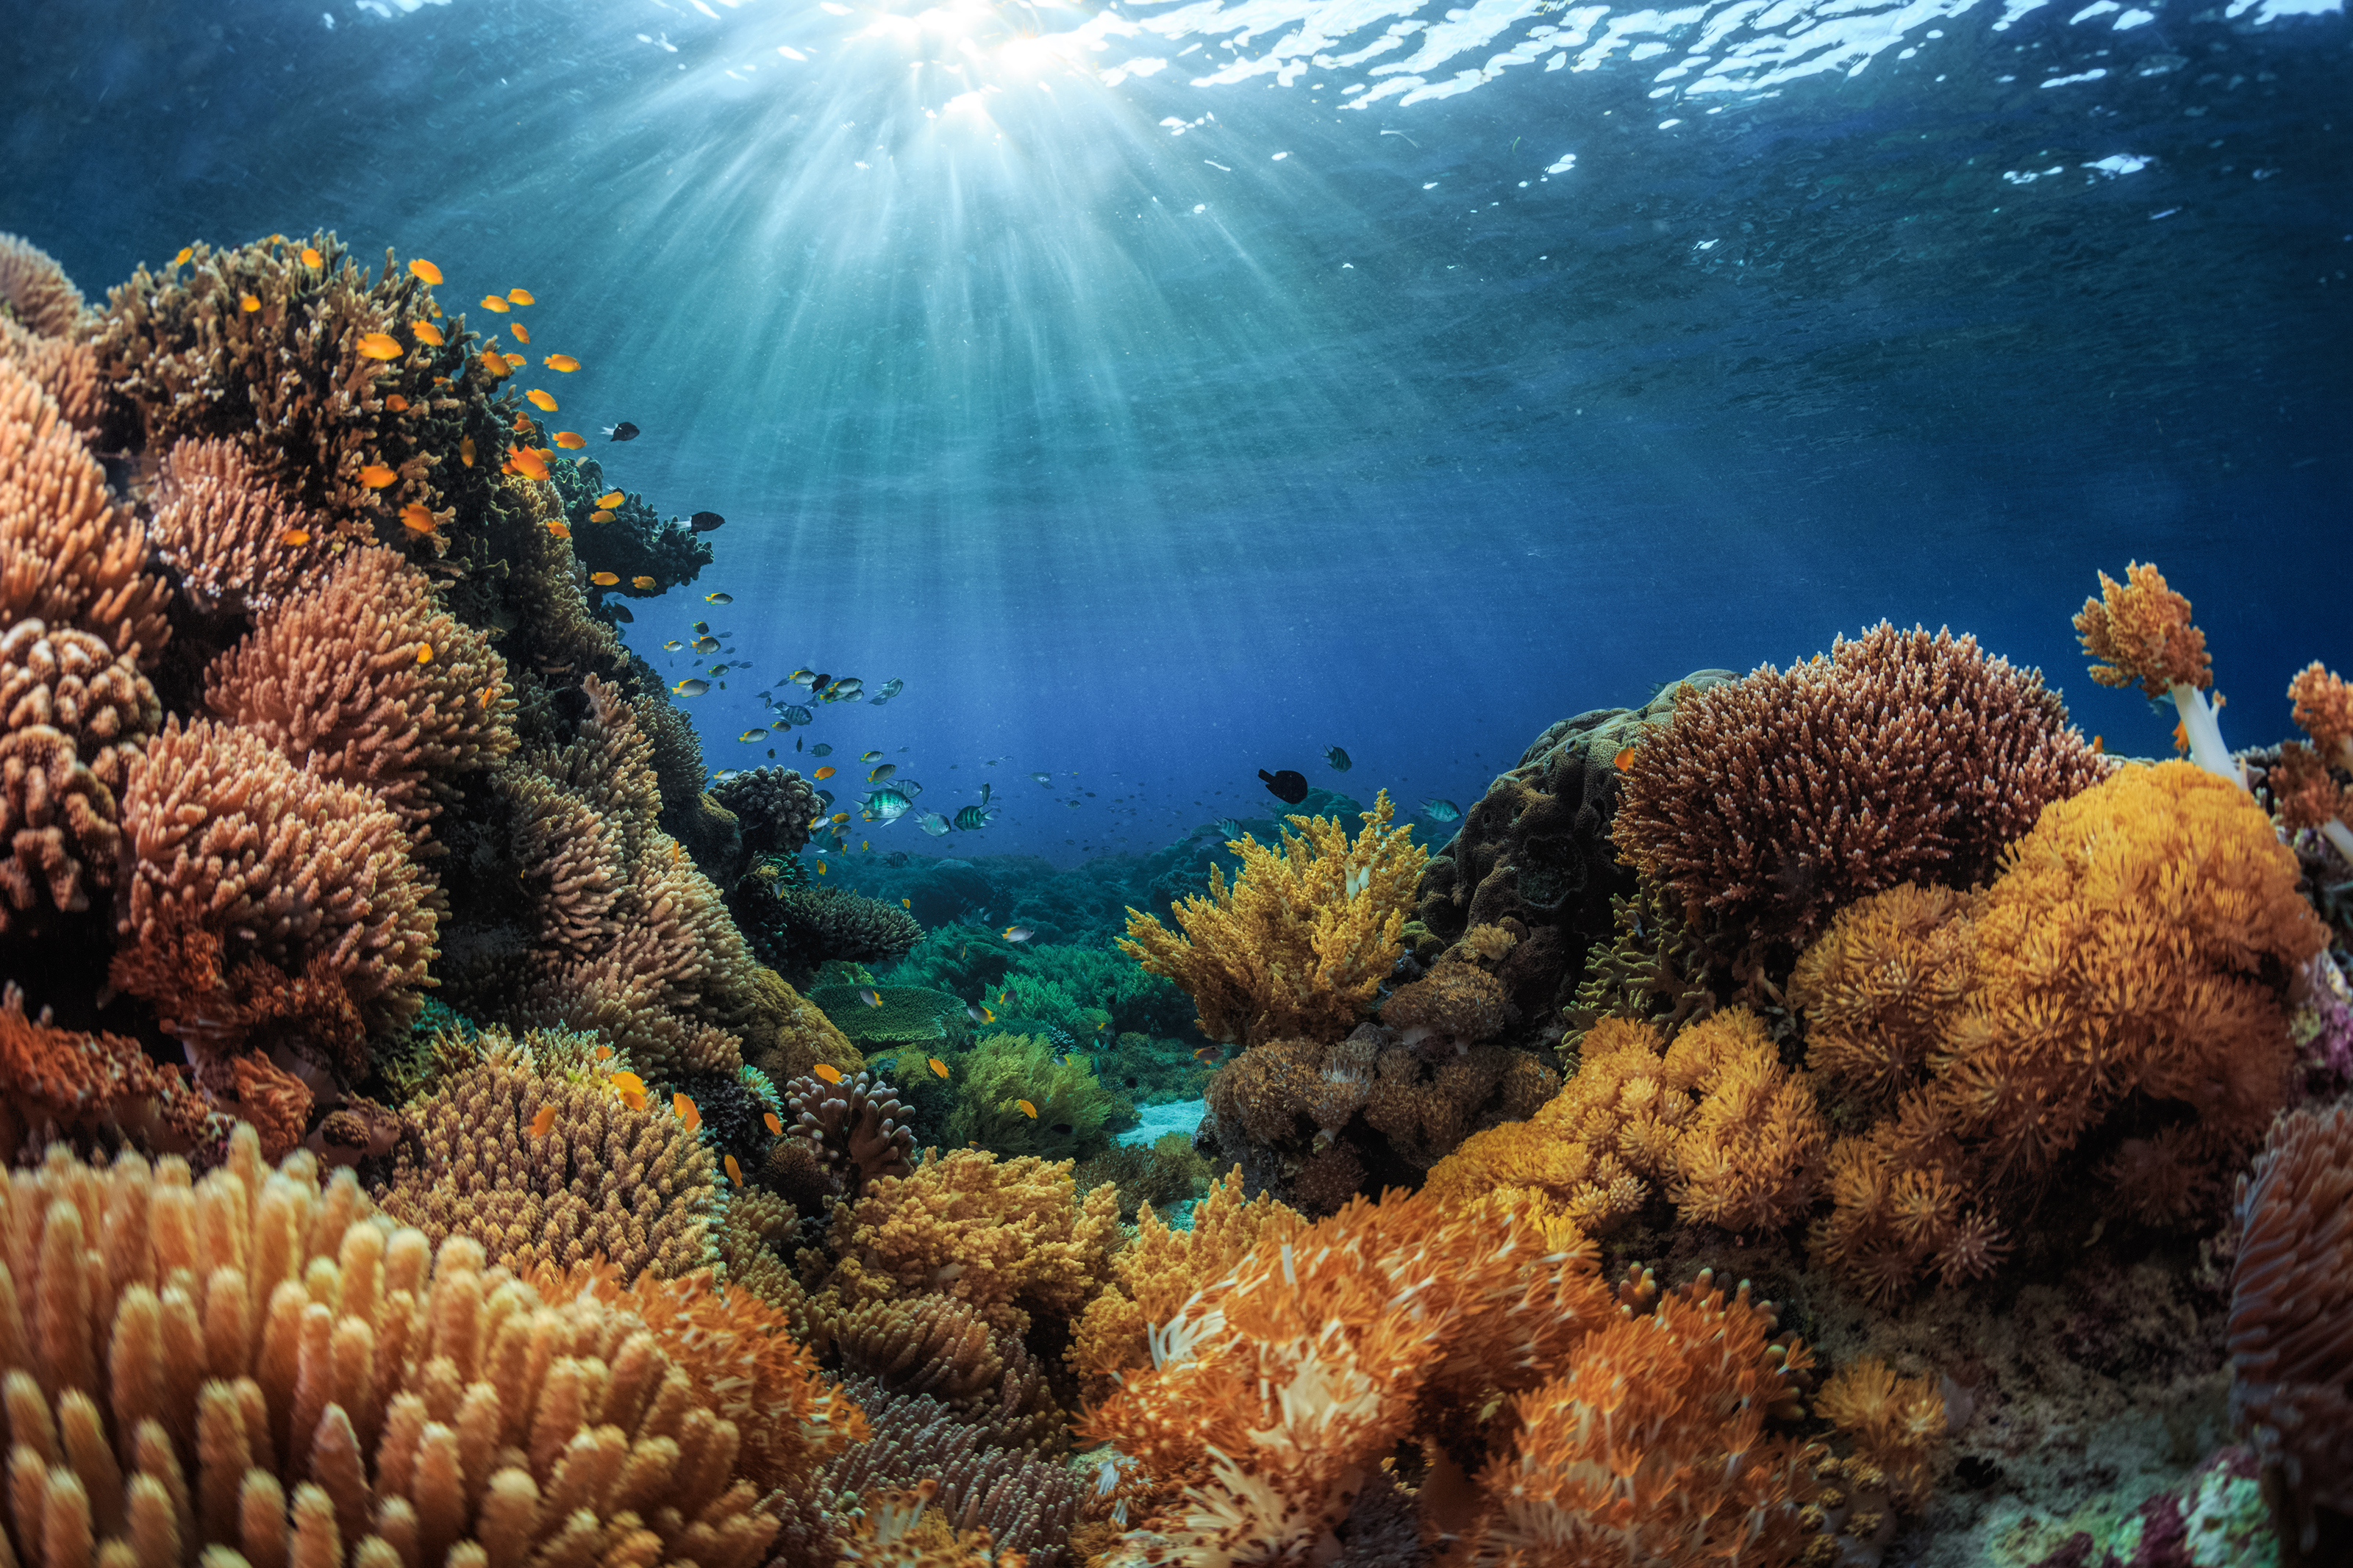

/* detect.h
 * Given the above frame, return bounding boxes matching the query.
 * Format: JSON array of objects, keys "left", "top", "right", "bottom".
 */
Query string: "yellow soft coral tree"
[
  {"left": 1797, "top": 761, "right": 2329, "bottom": 1299},
  {"left": 1422, "top": 1008, "right": 1829, "bottom": 1247},
  {"left": 1118, "top": 790, "right": 1428, "bottom": 1048}
]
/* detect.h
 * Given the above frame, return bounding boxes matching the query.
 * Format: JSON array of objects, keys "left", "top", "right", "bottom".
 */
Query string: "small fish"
[
  {"left": 172, "top": 246, "right": 193, "bottom": 267},
  {"left": 1030, "top": 772, "right": 1052, "bottom": 785},
  {"left": 301, "top": 246, "right": 323, "bottom": 267},
  {"left": 929, "top": 1056, "right": 951, "bottom": 1078},
  {"left": 2092, "top": 735, "right": 2104, "bottom": 753},
  {"left": 965, "top": 1003, "right": 994, "bottom": 1025},
  {"left": 868, "top": 763, "right": 898, "bottom": 783},
  {"left": 705, "top": 591, "right": 733, "bottom": 604},
  {"left": 1050, "top": 1122, "right": 1076, "bottom": 1136},
  {"left": 526, "top": 389, "right": 558, "bottom": 412},
  {"left": 813, "top": 1063, "right": 845, "bottom": 1085},
  {"left": 1613, "top": 746, "right": 1638, "bottom": 772},
  {"left": 588, "top": 570, "right": 620, "bottom": 587},
  {"left": 279, "top": 527, "right": 310, "bottom": 546},
  {"left": 811, "top": 743, "right": 833, "bottom": 756},
  {"left": 674, "top": 678, "right": 710, "bottom": 696},
  {"left": 407, "top": 258, "right": 443, "bottom": 284},
  {"left": 692, "top": 621, "right": 713, "bottom": 636},
  {"left": 384, "top": 393, "right": 410, "bottom": 412},
  {"left": 502, "top": 352, "right": 527, "bottom": 369},
  {"left": 632, "top": 575, "right": 657, "bottom": 590},
  {"left": 477, "top": 350, "right": 511, "bottom": 379},
  {"left": 673, "top": 1093, "right": 701, "bottom": 1131},
  {"left": 857, "top": 987, "right": 885, "bottom": 1009},
  {"left": 782, "top": 705, "right": 815, "bottom": 726},
  {"left": 554, "top": 432, "right": 586, "bottom": 449},
  {"left": 1324, "top": 745, "right": 1354, "bottom": 773},
  {"left": 917, "top": 811, "right": 951, "bottom": 837},
  {"left": 412, "top": 320, "right": 446, "bottom": 346},
  {"left": 693, "top": 637, "right": 721, "bottom": 655},
  {"left": 513, "top": 414, "right": 535, "bottom": 434},
  {"left": 590, "top": 509, "right": 615, "bottom": 523},
  {"left": 954, "top": 806, "right": 993, "bottom": 831},
  {"left": 508, "top": 287, "right": 535, "bottom": 305},
  {"left": 1015, "top": 1099, "right": 1039, "bottom": 1120},
  {"left": 596, "top": 490, "right": 625, "bottom": 508},
  {"left": 740, "top": 728, "right": 768, "bottom": 742},
  {"left": 507, "top": 445, "right": 549, "bottom": 480},
  {"left": 1194, "top": 1047, "right": 1221, "bottom": 1064},
  {"left": 900, "top": 898, "right": 913, "bottom": 909},
  {"left": 610, "top": 604, "right": 632, "bottom": 623},
  {"left": 512, "top": 323, "right": 531, "bottom": 344},
  {"left": 690, "top": 511, "right": 725, "bottom": 532},
  {"left": 863, "top": 750, "right": 886, "bottom": 763},
  {"left": 763, "top": 1111, "right": 785, "bottom": 1136},
  {"left": 1003, "top": 925, "right": 1033, "bottom": 942},
  {"left": 1420, "top": 798, "right": 1463, "bottom": 823},
  {"left": 815, "top": 860, "right": 827, "bottom": 874},
  {"left": 605, "top": 422, "right": 639, "bottom": 441},
  {"left": 866, "top": 788, "right": 913, "bottom": 823},
  {"left": 360, "top": 463, "right": 398, "bottom": 489},
  {"left": 724, "top": 1153, "right": 743, "bottom": 1184},
  {"left": 593, "top": 1045, "right": 614, "bottom": 1060},
  {"left": 240, "top": 293, "right": 261, "bottom": 312},
  {"left": 546, "top": 354, "right": 582, "bottom": 373},
  {"left": 815, "top": 766, "right": 836, "bottom": 779},
  {"left": 873, "top": 677, "right": 905, "bottom": 704},
  {"left": 401, "top": 504, "right": 435, "bottom": 534},
  {"left": 663, "top": 639, "right": 683, "bottom": 651},
  {"left": 460, "top": 435, "right": 476, "bottom": 467},
  {"left": 621, "top": 1086, "right": 648, "bottom": 1111},
  {"left": 610, "top": 1071, "right": 646, "bottom": 1095},
  {"left": 479, "top": 294, "right": 510, "bottom": 312},
  {"left": 529, "top": 1105, "right": 558, "bottom": 1138},
  {"left": 1258, "top": 767, "right": 1310, "bottom": 805}
]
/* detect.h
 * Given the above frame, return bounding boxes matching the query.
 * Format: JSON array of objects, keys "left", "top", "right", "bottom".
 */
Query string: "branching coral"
[
  {"left": 546, "top": 454, "right": 713, "bottom": 600},
  {"left": 110, "top": 716, "right": 438, "bottom": 1073},
  {"left": 0, "top": 616, "right": 160, "bottom": 931},
  {"left": 0, "top": 1129, "right": 783, "bottom": 1568},
  {"left": 1119, "top": 790, "right": 1427, "bottom": 1048},
  {"left": 779, "top": 1066, "right": 918, "bottom": 1202},
  {"left": 372, "top": 1028, "right": 718, "bottom": 1282},
  {"left": 1560, "top": 873, "right": 1721, "bottom": 1058},
  {"left": 1, "top": 356, "right": 172, "bottom": 665},
  {"left": 710, "top": 765, "right": 819, "bottom": 859},
  {"left": 0, "top": 232, "right": 85, "bottom": 337},
  {"left": 1613, "top": 623, "right": 2105, "bottom": 962},
  {"left": 147, "top": 437, "right": 356, "bottom": 617},
  {"left": 2074, "top": 559, "right": 2236, "bottom": 781},
  {"left": 2227, "top": 1101, "right": 2353, "bottom": 1555},
  {"left": 207, "top": 544, "right": 515, "bottom": 829},
  {"left": 0, "top": 981, "right": 218, "bottom": 1161}
]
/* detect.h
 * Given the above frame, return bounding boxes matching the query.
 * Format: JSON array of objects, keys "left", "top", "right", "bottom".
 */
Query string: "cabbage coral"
[{"left": 1119, "top": 790, "right": 1427, "bottom": 1048}]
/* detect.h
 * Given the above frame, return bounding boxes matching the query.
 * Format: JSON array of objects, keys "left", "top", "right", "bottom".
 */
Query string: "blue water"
[{"left": 8, "top": 0, "right": 2346, "bottom": 862}]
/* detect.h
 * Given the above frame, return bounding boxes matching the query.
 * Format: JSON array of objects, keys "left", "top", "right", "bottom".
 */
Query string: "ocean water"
[{"left": 7, "top": 0, "right": 2346, "bottom": 861}]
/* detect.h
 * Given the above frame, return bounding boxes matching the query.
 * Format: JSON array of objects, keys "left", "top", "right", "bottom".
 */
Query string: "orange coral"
[
  {"left": 2074, "top": 559, "right": 2211, "bottom": 698},
  {"left": 0, "top": 616, "right": 160, "bottom": 930},
  {"left": 1790, "top": 882, "right": 1982, "bottom": 1110},
  {"left": 1382, "top": 958, "right": 1515, "bottom": 1048},
  {"left": 1660, "top": 1008, "right": 1832, "bottom": 1234},
  {"left": 2288, "top": 661, "right": 2353, "bottom": 766},
  {"left": 0, "top": 232, "right": 85, "bottom": 337},
  {"left": 206, "top": 543, "right": 515, "bottom": 828},
  {"left": 0, "top": 981, "right": 215, "bottom": 1159},
  {"left": 1361, "top": 1036, "right": 1559, "bottom": 1171},
  {"left": 1813, "top": 1357, "right": 1947, "bottom": 1517},
  {"left": 0, "top": 318, "right": 104, "bottom": 435},
  {"left": 219, "top": 1050, "right": 315, "bottom": 1161},
  {"left": 148, "top": 437, "right": 352, "bottom": 616}
]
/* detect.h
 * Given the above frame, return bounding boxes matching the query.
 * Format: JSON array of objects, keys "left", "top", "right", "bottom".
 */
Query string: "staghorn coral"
[
  {"left": 110, "top": 716, "right": 438, "bottom": 1075},
  {"left": 0, "top": 232, "right": 85, "bottom": 337},
  {"left": 0, "top": 616, "right": 160, "bottom": 931},
  {"left": 0, "top": 1128, "right": 783, "bottom": 1568},
  {"left": 1, "top": 356, "right": 173, "bottom": 665},
  {"left": 1613, "top": 622, "right": 2105, "bottom": 966},
  {"left": 779, "top": 1067, "right": 918, "bottom": 1203},
  {"left": 710, "top": 765, "right": 819, "bottom": 859},
  {"left": 0, "top": 981, "right": 218, "bottom": 1160},
  {"left": 818, "top": 1148, "right": 1124, "bottom": 1340},
  {"left": 1804, "top": 762, "right": 2329, "bottom": 1299},
  {"left": 207, "top": 544, "right": 515, "bottom": 829},
  {"left": 372, "top": 1028, "right": 718, "bottom": 1282},
  {"left": 1119, "top": 790, "right": 1427, "bottom": 1049},
  {"left": 942, "top": 1032, "right": 1135, "bottom": 1163},
  {"left": 2227, "top": 1101, "right": 2353, "bottom": 1555},
  {"left": 146, "top": 437, "right": 357, "bottom": 617}
]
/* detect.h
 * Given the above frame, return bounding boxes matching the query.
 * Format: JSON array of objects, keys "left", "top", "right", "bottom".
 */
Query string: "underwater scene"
[{"left": 0, "top": 0, "right": 2349, "bottom": 1561}]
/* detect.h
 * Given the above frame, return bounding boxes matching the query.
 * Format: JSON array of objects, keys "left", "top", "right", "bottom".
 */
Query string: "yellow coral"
[
  {"left": 1813, "top": 1357, "right": 1947, "bottom": 1515},
  {"left": 1118, "top": 790, "right": 1428, "bottom": 1047}
]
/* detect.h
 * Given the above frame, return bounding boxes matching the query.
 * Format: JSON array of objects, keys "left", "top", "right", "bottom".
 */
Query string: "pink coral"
[{"left": 148, "top": 437, "right": 354, "bottom": 615}]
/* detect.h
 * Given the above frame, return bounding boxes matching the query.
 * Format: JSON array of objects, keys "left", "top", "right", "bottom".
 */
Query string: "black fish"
[
  {"left": 690, "top": 510, "right": 725, "bottom": 532},
  {"left": 604, "top": 422, "right": 639, "bottom": 442},
  {"left": 1258, "top": 767, "right": 1309, "bottom": 805},
  {"left": 608, "top": 603, "right": 633, "bottom": 623}
]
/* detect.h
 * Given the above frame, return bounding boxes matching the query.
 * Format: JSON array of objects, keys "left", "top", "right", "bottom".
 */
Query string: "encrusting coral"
[
  {"left": 372, "top": 1028, "right": 719, "bottom": 1283},
  {"left": 0, "top": 1128, "right": 785, "bottom": 1568},
  {"left": 1119, "top": 790, "right": 1427, "bottom": 1049}
]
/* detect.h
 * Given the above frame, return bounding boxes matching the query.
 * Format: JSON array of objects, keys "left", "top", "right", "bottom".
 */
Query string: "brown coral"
[
  {"left": 216, "top": 1051, "right": 317, "bottom": 1162},
  {"left": 1813, "top": 1357, "right": 1948, "bottom": 1517},
  {"left": 147, "top": 437, "right": 353, "bottom": 616},
  {"left": 205, "top": 543, "right": 515, "bottom": 828},
  {"left": 2289, "top": 661, "right": 2353, "bottom": 766},
  {"left": 0, "top": 617, "right": 160, "bottom": 930},
  {"left": 0, "top": 1130, "right": 784, "bottom": 1568},
  {"left": 110, "top": 716, "right": 438, "bottom": 1070},
  {"left": 2227, "top": 1101, "right": 2353, "bottom": 1554},
  {"left": 0, "top": 981, "right": 216, "bottom": 1160},
  {"left": 710, "top": 765, "right": 819, "bottom": 859},
  {"left": 1789, "top": 881, "right": 1982, "bottom": 1110},
  {"left": 372, "top": 1028, "right": 718, "bottom": 1283},
  {"left": 0, "top": 318, "right": 105, "bottom": 436},
  {"left": 779, "top": 1067, "right": 918, "bottom": 1201},
  {"left": 0, "top": 357, "right": 172, "bottom": 665},
  {"left": 1613, "top": 622, "right": 2106, "bottom": 959},
  {"left": 0, "top": 232, "right": 85, "bottom": 337},
  {"left": 1382, "top": 959, "right": 1515, "bottom": 1051},
  {"left": 2074, "top": 559, "right": 2210, "bottom": 698},
  {"left": 1362, "top": 1037, "right": 1560, "bottom": 1172}
]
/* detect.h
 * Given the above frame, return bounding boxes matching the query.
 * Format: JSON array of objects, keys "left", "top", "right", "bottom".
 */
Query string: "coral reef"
[
  {"left": 2075, "top": 559, "right": 2236, "bottom": 781},
  {"left": 748, "top": 884, "right": 926, "bottom": 987},
  {"left": 546, "top": 453, "right": 712, "bottom": 599},
  {"left": 1070, "top": 1131, "right": 1213, "bottom": 1225},
  {"left": 1118, "top": 790, "right": 1427, "bottom": 1048},
  {"left": 0, "top": 981, "right": 218, "bottom": 1159},
  {"left": 808, "top": 984, "right": 968, "bottom": 1053}
]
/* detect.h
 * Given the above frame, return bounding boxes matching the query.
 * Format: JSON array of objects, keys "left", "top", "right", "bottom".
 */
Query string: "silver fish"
[{"left": 865, "top": 788, "right": 913, "bottom": 823}]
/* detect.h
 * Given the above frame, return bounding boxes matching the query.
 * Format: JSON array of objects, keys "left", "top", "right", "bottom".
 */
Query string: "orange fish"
[
  {"left": 408, "top": 259, "right": 443, "bottom": 284},
  {"left": 724, "top": 1153, "right": 743, "bottom": 1185},
  {"left": 554, "top": 432, "right": 586, "bottom": 449},
  {"left": 384, "top": 393, "right": 410, "bottom": 412},
  {"left": 513, "top": 414, "right": 535, "bottom": 434},
  {"left": 815, "top": 766, "right": 835, "bottom": 779},
  {"left": 813, "top": 1063, "right": 845, "bottom": 1085},
  {"left": 411, "top": 321, "right": 445, "bottom": 346},
  {"left": 596, "top": 490, "right": 624, "bottom": 508},
  {"left": 590, "top": 571, "right": 620, "bottom": 586},
  {"left": 631, "top": 575, "right": 657, "bottom": 590},
  {"left": 478, "top": 687, "right": 493, "bottom": 709},
  {"left": 508, "top": 446, "right": 549, "bottom": 481},
  {"left": 460, "top": 436, "right": 476, "bottom": 468},
  {"left": 513, "top": 323, "right": 531, "bottom": 344},
  {"left": 508, "top": 288, "right": 535, "bottom": 305},
  {"left": 240, "top": 293, "right": 261, "bottom": 312},
  {"left": 359, "top": 464, "right": 397, "bottom": 489},
  {"left": 673, "top": 1093, "right": 701, "bottom": 1132},
  {"left": 1015, "top": 1099, "right": 1039, "bottom": 1120},
  {"left": 815, "top": 862, "right": 826, "bottom": 875},
  {"left": 928, "top": 1058, "right": 950, "bottom": 1079},
  {"left": 172, "top": 246, "right": 193, "bottom": 267},
  {"left": 358, "top": 332, "right": 403, "bottom": 360},
  {"left": 2092, "top": 735, "right": 2104, "bottom": 753},
  {"left": 1613, "top": 746, "right": 1637, "bottom": 772},
  {"left": 479, "top": 294, "right": 510, "bottom": 312},
  {"left": 545, "top": 520, "right": 571, "bottom": 539},
  {"left": 610, "top": 1070, "right": 646, "bottom": 1095},
  {"left": 279, "top": 527, "right": 310, "bottom": 546},
  {"left": 301, "top": 247, "right": 323, "bottom": 268},
  {"left": 593, "top": 1045, "right": 614, "bottom": 1060},
  {"left": 528, "top": 1104, "right": 558, "bottom": 1138},
  {"left": 763, "top": 1111, "right": 785, "bottom": 1136},
  {"left": 545, "top": 354, "right": 582, "bottom": 373},
  {"left": 503, "top": 352, "right": 527, "bottom": 370},
  {"left": 415, "top": 644, "right": 434, "bottom": 665},
  {"left": 401, "top": 504, "right": 435, "bottom": 534},
  {"left": 590, "top": 509, "right": 615, "bottom": 523},
  {"left": 901, "top": 898, "right": 912, "bottom": 909},
  {"left": 477, "top": 351, "right": 510, "bottom": 380},
  {"left": 526, "top": 389, "right": 558, "bottom": 412},
  {"left": 621, "top": 1089, "right": 648, "bottom": 1112}
]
